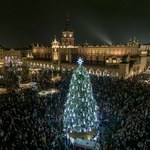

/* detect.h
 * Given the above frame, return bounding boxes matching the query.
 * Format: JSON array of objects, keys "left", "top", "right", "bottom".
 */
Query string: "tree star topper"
[{"left": 77, "top": 57, "right": 83, "bottom": 65}]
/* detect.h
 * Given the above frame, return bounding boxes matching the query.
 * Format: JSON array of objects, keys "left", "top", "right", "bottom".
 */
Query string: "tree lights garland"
[{"left": 63, "top": 58, "right": 99, "bottom": 133}]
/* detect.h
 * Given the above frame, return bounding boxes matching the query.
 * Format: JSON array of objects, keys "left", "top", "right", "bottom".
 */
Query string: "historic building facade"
[
  {"left": 0, "top": 15, "right": 149, "bottom": 79},
  {"left": 0, "top": 48, "right": 4, "bottom": 72},
  {"left": 3, "top": 49, "right": 22, "bottom": 67},
  {"left": 24, "top": 15, "right": 148, "bottom": 79}
]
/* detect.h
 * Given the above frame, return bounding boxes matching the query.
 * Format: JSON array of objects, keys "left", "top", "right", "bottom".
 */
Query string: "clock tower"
[{"left": 61, "top": 14, "right": 74, "bottom": 46}]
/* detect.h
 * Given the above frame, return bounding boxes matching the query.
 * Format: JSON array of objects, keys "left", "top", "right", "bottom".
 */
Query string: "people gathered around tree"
[{"left": 0, "top": 70, "right": 150, "bottom": 150}]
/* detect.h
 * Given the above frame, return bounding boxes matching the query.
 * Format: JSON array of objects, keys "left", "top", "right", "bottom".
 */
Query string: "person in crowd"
[{"left": 0, "top": 70, "right": 150, "bottom": 150}]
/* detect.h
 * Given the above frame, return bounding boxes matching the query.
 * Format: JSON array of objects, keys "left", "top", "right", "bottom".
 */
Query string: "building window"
[
  {"left": 66, "top": 55, "right": 68, "bottom": 61},
  {"left": 54, "top": 52, "right": 58, "bottom": 60},
  {"left": 109, "top": 57, "right": 112, "bottom": 63},
  {"left": 113, "top": 59, "right": 117, "bottom": 63}
]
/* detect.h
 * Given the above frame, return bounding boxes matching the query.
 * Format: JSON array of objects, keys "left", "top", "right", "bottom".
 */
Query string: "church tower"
[
  {"left": 52, "top": 35, "right": 60, "bottom": 65},
  {"left": 61, "top": 13, "right": 74, "bottom": 46}
]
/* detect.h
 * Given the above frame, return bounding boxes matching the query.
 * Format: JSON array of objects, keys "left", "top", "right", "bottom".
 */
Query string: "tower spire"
[
  {"left": 64, "top": 12, "right": 72, "bottom": 31},
  {"left": 54, "top": 34, "right": 57, "bottom": 41},
  {"left": 61, "top": 13, "right": 74, "bottom": 46}
]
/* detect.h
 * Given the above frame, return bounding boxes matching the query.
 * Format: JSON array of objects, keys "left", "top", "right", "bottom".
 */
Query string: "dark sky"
[{"left": 0, "top": 0, "right": 150, "bottom": 48}]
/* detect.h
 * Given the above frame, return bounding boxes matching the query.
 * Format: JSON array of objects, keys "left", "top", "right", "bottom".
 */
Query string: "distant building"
[
  {"left": 3, "top": 49, "right": 22, "bottom": 67},
  {"left": 0, "top": 48, "right": 4, "bottom": 72},
  {"left": 0, "top": 15, "right": 149, "bottom": 79},
  {"left": 24, "top": 15, "right": 149, "bottom": 79}
]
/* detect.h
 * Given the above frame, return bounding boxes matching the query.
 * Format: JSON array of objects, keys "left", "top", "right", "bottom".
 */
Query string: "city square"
[{"left": 0, "top": 0, "right": 150, "bottom": 150}]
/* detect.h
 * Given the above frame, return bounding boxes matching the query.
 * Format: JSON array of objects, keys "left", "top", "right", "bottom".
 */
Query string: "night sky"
[{"left": 0, "top": 0, "right": 150, "bottom": 48}]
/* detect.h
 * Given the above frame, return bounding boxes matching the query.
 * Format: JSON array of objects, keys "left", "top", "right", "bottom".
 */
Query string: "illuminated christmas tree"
[{"left": 63, "top": 58, "right": 99, "bottom": 133}]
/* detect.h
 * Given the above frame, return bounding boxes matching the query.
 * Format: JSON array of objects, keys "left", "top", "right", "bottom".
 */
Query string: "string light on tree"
[{"left": 63, "top": 58, "right": 99, "bottom": 133}]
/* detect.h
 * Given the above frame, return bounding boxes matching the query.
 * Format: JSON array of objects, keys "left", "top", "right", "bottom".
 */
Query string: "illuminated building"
[
  {"left": 0, "top": 48, "right": 4, "bottom": 72},
  {"left": 23, "top": 15, "right": 148, "bottom": 79},
  {"left": 61, "top": 13, "right": 74, "bottom": 46},
  {"left": 0, "top": 15, "right": 149, "bottom": 79},
  {"left": 3, "top": 49, "right": 22, "bottom": 67}
]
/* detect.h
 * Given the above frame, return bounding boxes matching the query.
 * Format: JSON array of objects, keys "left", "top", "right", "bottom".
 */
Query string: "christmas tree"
[{"left": 63, "top": 58, "right": 99, "bottom": 133}]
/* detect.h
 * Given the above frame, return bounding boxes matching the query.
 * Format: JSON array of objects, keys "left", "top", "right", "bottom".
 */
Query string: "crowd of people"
[
  {"left": 0, "top": 71, "right": 71, "bottom": 150},
  {"left": 0, "top": 69, "right": 150, "bottom": 150},
  {"left": 91, "top": 74, "right": 150, "bottom": 149}
]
